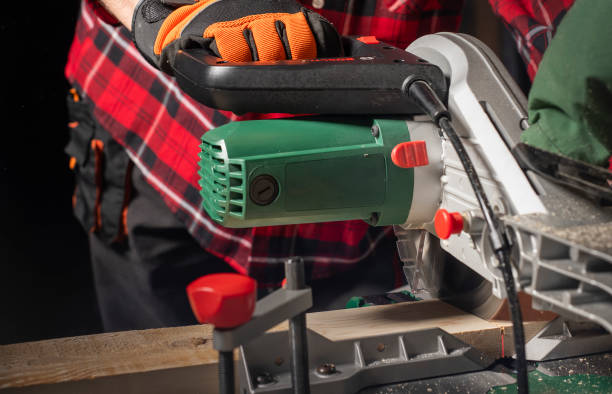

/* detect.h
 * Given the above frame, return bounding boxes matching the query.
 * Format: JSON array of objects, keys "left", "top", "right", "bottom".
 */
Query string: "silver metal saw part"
[
  {"left": 238, "top": 328, "right": 491, "bottom": 394},
  {"left": 395, "top": 228, "right": 504, "bottom": 320},
  {"left": 402, "top": 120, "right": 443, "bottom": 228},
  {"left": 398, "top": 33, "right": 612, "bottom": 331},
  {"left": 524, "top": 317, "right": 612, "bottom": 361},
  {"left": 403, "top": 33, "right": 547, "bottom": 301}
]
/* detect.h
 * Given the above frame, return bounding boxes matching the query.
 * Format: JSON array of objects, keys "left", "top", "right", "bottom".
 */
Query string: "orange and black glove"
[{"left": 132, "top": 0, "right": 342, "bottom": 74}]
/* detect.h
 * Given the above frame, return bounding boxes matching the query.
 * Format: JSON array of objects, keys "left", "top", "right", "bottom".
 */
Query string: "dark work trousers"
[
  {"left": 67, "top": 91, "right": 398, "bottom": 332},
  {"left": 88, "top": 166, "right": 238, "bottom": 331}
]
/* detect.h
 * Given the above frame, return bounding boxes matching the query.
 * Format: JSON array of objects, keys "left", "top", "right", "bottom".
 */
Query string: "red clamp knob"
[
  {"left": 186, "top": 273, "right": 257, "bottom": 328},
  {"left": 434, "top": 209, "right": 464, "bottom": 240},
  {"left": 391, "top": 141, "right": 429, "bottom": 168}
]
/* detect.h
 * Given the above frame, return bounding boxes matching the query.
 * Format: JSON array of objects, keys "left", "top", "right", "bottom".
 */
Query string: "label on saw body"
[{"left": 285, "top": 155, "right": 385, "bottom": 211}]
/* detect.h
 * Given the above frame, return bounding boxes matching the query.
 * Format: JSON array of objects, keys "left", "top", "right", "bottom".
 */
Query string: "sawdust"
[{"left": 506, "top": 214, "right": 612, "bottom": 255}]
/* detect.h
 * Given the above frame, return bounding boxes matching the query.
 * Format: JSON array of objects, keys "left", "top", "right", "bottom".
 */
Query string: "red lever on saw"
[
  {"left": 434, "top": 209, "right": 464, "bottom": 240},
  {"left": 391, "top": 140, "right": 429, "bottom": 168},
  {"left": 186, "top": 273, "right": 257, "bottom": 328}
]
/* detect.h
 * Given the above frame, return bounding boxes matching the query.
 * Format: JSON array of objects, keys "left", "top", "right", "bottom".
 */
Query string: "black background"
[
  {"left": 0, "top": 0, "right": 527, "bottom": 345},
  {"left": 1, "top": 1, "right": 103, "bottom": 344}
]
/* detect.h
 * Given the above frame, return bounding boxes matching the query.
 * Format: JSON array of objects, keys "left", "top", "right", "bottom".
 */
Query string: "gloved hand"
[{"left": 132, "top": 0, "right": 342, "bottom": 74}]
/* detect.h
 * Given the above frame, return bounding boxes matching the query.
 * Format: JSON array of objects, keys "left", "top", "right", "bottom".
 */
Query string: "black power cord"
[{"left": 407, "top": 80, "right": 528, "bottom": 393}]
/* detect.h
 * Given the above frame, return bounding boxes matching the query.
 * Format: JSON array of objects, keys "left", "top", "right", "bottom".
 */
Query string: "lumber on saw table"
[{"left": 0, "top": 299, "right": 552, "bottom": 394}]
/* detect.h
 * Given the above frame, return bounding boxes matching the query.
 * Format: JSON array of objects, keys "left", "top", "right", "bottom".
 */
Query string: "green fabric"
[
  {"left": 522, "top": 0, "right": 612, "bottom": 168},
  {"left": 345, "top": 296, "right": 367, "bottom": 309},
  {"left": 488, "top": 369, "right": 612, "bottom": 394}
]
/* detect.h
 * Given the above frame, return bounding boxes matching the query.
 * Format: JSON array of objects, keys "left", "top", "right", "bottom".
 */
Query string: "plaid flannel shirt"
[
  {"left": 66, "top": 0, "right": 467, "bottom": 287},
  {"left": 488, "top": 0, "right": 574, "bottom": 80}
]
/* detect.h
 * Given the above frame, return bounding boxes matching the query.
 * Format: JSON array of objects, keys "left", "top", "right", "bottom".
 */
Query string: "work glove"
[{"left": 132, "top": 0, "right": 342, "bottom": 74}]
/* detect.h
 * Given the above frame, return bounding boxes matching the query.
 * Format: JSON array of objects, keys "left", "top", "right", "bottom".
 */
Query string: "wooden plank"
[
  {"left": 0, "top": 365, "right": 215, "bottom": 394},
  {"left": 489, "top": 293, "right": 558, "bottom": 358},
  {"left": 307, "top": 299, "right": 500, "bottom": 339},
  {"left": 0, "top": 300, "right": 552, "bottom": 393},
  {"left": 1, "top": 325, "right": 216, "bottom": 390},
  {"left": 304, "top": 299, "right": 550, "bottom": 360}
]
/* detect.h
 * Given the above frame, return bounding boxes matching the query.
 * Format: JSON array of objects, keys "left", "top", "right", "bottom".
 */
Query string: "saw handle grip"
[{"left": 171, "top": 36, "right": 447, "bottom": 115}]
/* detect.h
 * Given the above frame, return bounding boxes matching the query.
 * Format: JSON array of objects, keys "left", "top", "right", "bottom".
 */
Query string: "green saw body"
[{"left": 198, "top": 117, "right": 414, "bottom": 228}]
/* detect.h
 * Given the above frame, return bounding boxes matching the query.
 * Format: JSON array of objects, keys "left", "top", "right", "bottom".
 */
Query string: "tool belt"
[{"left": 65, "top": 87, "right": 132, "bottom": 244}]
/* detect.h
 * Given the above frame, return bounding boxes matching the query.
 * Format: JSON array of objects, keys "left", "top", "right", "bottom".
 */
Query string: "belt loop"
[
  {"left": 90, "top": 139, "right": 105, "bottom": 233},
  {"left": 114, "top": 161, "right": 134, "bottom": 243}
]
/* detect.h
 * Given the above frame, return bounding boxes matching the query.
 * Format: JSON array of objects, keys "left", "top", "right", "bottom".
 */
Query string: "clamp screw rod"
[
  {"left": 285, "top": 257, "right": 306, "bottom": 290},
  {"left": 285, "top": 258, "right": 310, "bottom": 394},
  {"left": 218, "top": 350, "right": 234, "bottom": 394}
]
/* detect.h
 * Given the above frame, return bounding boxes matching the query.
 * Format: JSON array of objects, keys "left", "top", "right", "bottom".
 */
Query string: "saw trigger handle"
[{"left": 171, "top": 36, "right": 447, "bottom": 115}]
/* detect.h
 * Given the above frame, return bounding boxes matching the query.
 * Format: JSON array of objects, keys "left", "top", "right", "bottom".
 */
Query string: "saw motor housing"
[{"left": 199, "top": 117, "right": 443, "bottom": 228}]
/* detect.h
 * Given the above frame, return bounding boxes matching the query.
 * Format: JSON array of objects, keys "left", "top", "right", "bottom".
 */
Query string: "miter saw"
[{"left": 172, "top": 33, "right": 612, "bottom": 393}]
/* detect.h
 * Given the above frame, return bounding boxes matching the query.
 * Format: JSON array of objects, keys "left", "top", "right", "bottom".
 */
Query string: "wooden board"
[
  {"left": 307, "top": 300, "right": 503, "bottom": 357},
  {"left": 304, "top": 299, "right": 550, "bottom": 359},
  {"left": 0, "top": 300, "right": 552, "bottom": 393},
  {"left": 0, "top": 325, "right": 222, "bottom": 393}
]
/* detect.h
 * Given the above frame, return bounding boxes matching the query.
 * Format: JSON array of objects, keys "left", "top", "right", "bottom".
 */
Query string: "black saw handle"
[
  {"left": 513, "top": 143, "right": 612, "bottom": 204},
  {"left": 171, "top": 36, "right": 447, "bottom": 115}
]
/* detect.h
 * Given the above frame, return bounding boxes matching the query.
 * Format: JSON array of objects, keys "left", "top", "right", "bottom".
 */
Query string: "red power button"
[{"left": 434, "top": 209, "right": 464, "bottom": 239}]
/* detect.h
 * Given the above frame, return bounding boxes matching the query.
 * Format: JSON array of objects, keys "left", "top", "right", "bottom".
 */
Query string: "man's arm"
[{"left": 99, "top": 0, "right": 138, "bottom": 29}]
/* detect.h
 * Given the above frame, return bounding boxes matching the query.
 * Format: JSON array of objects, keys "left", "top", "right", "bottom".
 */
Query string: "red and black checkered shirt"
[
  {"left": 66, "top": 0, "right": 464, "bottom": 287},
  {"left": 488, "top": 0, "right": 574, "bottom": 80},
  {"left": 66, "top": 0, "right": 571, "bottom": 286}
]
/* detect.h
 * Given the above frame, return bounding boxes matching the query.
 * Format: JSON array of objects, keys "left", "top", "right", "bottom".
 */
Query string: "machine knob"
[
  {"left": 356, "top": 35, "right": 380, "bottom": 44},
  {"left": 391, "top": 141, "right": 429, "bottom": 168},
  {"left": 186, "top": 273, "right": 257, "bottom": 328},
  {"left": 434, "top": 209, "right": 464, "bottom": 239}
]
